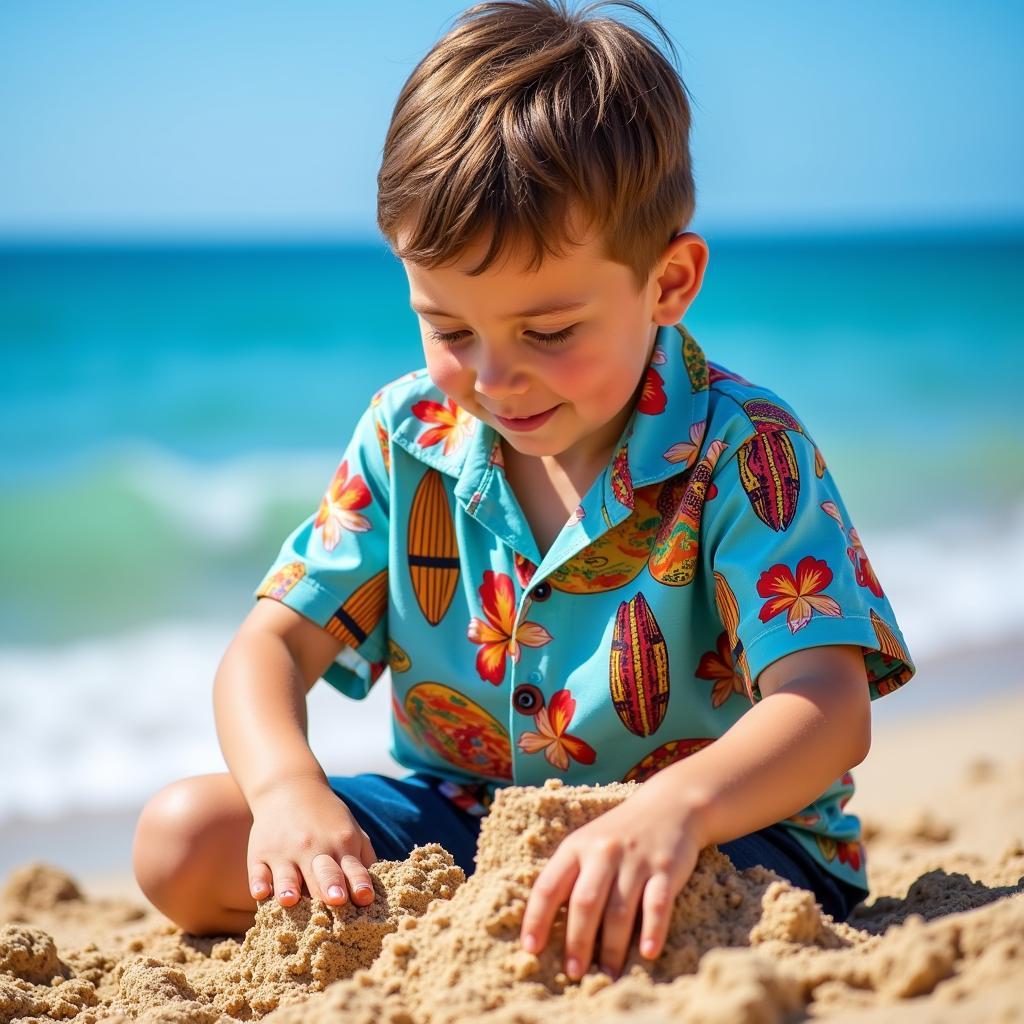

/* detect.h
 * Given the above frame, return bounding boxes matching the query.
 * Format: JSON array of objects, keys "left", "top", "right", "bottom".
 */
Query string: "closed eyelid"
[{"left": 427, "top": 324, "right": 576, "bottom": 347}]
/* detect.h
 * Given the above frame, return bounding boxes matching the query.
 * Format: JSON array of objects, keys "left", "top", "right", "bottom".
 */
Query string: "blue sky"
[{"left": 1, "top": 0, "right": 1021, "bottom": 239}]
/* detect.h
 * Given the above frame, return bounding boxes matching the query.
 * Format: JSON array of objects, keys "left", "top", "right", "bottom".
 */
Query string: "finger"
[
  {"left": 520, "top": 849, "right": 580, "bottom": 956},
  {"left": 340, "top": 853, "right": 376, "bottom": 905},
  {"left": 639, "top": 872, "right": 676, "bottom": 960},
  {"left": 248, "top": 861, "right": 272, "bottom": 902},
  {"left": 598, "top": 866, "right": 645, "bottom": 979},
  {"left": 360, "top": 833, "right": 378, "bottom": 867},
  {"left": 563, "top": 850, "right": 619, "bottom": 980},
  {"left": 310, "top": 852, "right": 349, "bottom": 906},
  {"left": 271, "top": 862, "right": 302, "bottom": 906}
]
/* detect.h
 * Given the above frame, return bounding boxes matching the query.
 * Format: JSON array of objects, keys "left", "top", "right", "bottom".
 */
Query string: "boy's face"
[{"left": 401, "top": 219, "right": 706, "bottom": 470}]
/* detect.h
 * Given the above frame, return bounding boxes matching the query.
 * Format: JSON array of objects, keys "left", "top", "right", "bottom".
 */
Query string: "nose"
[{"left": 472, "top": 342, "right": 528, "bottom": 402}]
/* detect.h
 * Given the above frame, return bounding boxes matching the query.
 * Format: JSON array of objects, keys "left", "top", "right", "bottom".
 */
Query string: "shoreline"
[
  {"left": 3, "top": 641, "right": 1022, "bottom": 889},
  {"left": 2, "top": 685, "right": 1022, "bottom": 1022}
]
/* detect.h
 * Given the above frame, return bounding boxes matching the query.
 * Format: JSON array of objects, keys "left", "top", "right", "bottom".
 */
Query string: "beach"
[
  {"left": 2, "top": 238, "right": 1022, "bottom": 1021},
  {"left": 3, "top": 664, "right": 1022, "bottom": 1024}
]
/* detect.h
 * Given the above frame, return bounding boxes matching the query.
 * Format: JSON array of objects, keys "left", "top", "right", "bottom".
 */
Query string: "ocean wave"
[
  {"left": 1, "top": 503, "right": 1022, "bottom": 826},
  {"left": 866, "top": 502, "right": 1024, "bottom": 660},
  {"left": 113, "top": 441, "right": 339, "bottom": 546},
  {"left": 0, "top": 621, "right": 398, "bottom": 826},
  {"left": 0, "top": 444, "right": 343, "bottom": 646}
]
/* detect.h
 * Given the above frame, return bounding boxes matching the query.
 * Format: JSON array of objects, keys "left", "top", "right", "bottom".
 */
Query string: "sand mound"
[
  {"left": 2, "top": 779, "right": 1023, "bottom": 1024},
  {"left": 197, "top": 843, "right": 463, "bottom": 1019}
]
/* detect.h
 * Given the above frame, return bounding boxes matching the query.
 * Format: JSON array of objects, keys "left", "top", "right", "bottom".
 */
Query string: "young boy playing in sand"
[{"left": 134, "top": 0, "right": 914, "bottom": 982}]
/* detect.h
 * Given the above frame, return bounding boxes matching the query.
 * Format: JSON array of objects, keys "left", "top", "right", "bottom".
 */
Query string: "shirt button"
[{"left": 527, "top": 669, "right": 543, "bottom": 685}]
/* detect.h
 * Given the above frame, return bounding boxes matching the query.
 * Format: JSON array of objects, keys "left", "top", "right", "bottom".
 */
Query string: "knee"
[{"left": 132, "top": 779, "right": 217, "bottom": 917}]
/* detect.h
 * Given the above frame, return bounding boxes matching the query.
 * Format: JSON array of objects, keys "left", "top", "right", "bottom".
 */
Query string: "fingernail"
[
  {"left": 522, "top": 933, "right": 539, "bottom": 953},
  {"left": 251, "top": 882, "right": 269, "bottom": 897},
  {"left": 356, "top": 885, "right": 373, "bottom": 899},
  {"left": 279, "top": 889, "right": 296, "bottom": 899},
  {"left": 566, "top": 957, "right": 581, "bottom": 979},
  {"left": 601, "top": 964, "right": 618, "bottom": 980},
  {"left": 640, "top": 939, "right": 657, "bottom": 958},
  {"left": 327, "top": 885, "right": 345, "bottom": 901}
]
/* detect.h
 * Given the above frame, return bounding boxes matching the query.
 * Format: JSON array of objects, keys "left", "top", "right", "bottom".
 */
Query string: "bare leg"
[{"left": 132, "top": 773, "right": 258, "bottom": 935}]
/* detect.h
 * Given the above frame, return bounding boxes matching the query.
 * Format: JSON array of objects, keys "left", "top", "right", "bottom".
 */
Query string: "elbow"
[{"left": 846, "top": 701, "right": 872, "bottom": 769}]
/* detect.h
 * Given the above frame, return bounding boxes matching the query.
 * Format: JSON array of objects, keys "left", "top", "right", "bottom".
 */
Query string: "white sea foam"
[
  {"left": 864, "top": 501, "right": 1024, "bottom": 660},
  {"left": 106, "top": 441, "right": 340, "bottom": 546},
  {"left": 0, "top": 622, "right": 398, "bottom": 826},
  {"left": 0, "top": 503, "right": 1021, "bottom": 828}
]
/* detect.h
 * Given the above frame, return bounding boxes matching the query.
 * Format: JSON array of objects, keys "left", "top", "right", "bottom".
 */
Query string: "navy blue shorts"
[{"left": 327, "top": 771, "right": 867, "bottom": 922}]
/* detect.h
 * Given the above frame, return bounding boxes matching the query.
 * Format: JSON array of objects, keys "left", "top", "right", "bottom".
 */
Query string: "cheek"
[
  {"left": 423, "top": 345, "right": 469, "bottom": 399},
  {"left": 552, "top": 345, "right": 644, "bottom": 406}
]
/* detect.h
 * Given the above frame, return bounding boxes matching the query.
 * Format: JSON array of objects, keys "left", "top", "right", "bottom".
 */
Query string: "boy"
[{"left": 133, "top": 0, "right": 914, "bottom": 983}]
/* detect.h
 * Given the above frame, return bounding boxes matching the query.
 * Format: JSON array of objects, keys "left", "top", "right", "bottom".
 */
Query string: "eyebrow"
[{"left": 410, "top": 299, "right": 589, "bottom": 319}]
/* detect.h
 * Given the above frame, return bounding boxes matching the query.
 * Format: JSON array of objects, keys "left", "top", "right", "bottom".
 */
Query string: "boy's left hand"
[{"left": 518, "top": 783, "right": 705, "bottom": 980}]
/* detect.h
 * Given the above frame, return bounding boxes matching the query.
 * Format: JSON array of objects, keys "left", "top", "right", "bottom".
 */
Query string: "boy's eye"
[
  {"left": 527, "top": 326, "right": 576, "bottom": 346},
  {"left": 426, "top": 326, "right": 576, "bottom": 346},
  {"left": 427, "top": 328, "right": 471, "bottom": 345}
]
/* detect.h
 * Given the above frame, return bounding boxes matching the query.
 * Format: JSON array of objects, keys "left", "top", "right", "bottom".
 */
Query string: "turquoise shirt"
[{"left": 256, "top": 323, "right": 914, "bottom": 892}]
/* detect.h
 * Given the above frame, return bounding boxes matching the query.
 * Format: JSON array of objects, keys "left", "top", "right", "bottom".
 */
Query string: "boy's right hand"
[{"left": 247, "top": 776, "right": 378, "bottom": 909}]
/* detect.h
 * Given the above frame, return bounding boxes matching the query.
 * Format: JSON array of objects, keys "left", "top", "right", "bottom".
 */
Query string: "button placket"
[{"left": 509, "top": 574, "right": 555, "bottom": 784}]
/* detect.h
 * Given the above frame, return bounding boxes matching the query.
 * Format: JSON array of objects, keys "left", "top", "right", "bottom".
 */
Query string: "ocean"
[{"left": 2, "top": 234, "right": 1023, "bottom": 826}]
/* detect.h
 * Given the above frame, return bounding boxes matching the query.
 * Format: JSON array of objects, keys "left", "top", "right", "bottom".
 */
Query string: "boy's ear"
[{"left": 651, "top": 232, "right": 709, "bottom": 325}]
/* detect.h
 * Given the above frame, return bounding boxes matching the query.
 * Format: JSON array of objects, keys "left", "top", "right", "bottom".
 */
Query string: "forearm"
[
  {"left": 213, "top": 629, "right": 328, "bottom": 807},
  {"left": 644, "top": 676, "right": 870, "bottom": 847}
]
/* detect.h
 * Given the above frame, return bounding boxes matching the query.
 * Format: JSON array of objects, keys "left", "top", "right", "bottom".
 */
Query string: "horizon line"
[{"left": 1, "top": 219, "right": 1023, "bottom": 250}]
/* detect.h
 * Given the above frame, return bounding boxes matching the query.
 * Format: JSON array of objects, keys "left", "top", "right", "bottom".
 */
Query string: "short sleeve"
[
  {"left": 704, "top": 425, "right": 914, "bottom": 703},
  {"left": 254, "top": 403, "right": 391, "bottom": 699}
]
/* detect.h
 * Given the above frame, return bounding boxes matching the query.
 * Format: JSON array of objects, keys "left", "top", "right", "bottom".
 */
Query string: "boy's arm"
[
  {"left": 214, "top": 597, "right": 342, "bottom": 802},
  {"left": 213, "top": 598, "right": 378, "bottom": 908},
  {"left": 520, "top": 644, "right": 870, "bottom": 979},
  {"left": 649, "top": 642, "right": 871, "bottom": 847}
]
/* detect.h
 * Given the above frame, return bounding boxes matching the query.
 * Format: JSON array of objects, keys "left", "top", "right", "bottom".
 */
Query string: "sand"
[{"left": 2, "top": 694, "right": 1023, "bottom": 1024}]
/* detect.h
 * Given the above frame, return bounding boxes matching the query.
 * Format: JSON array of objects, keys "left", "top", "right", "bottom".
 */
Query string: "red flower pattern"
[
  {"left": 314, "top": 460, "right": 371, "bottom": 552},
  {"left": 695, "top": 632, "right": 747, "bottom": 707},
  {"left": 467, "top": 571, "right": 552, "bottom": 684},
  {"left": 637, "top": 367, "right": 667, "bottom": 415},
  {"left": 412, "top": 397, "right": 475, "bottom": 455},
  {"left": 757, "top": 556, "right": 842, "bottom": 633},
  {"left": 847, "top": 528, "right": 884, "bottom": 597},
  {"left": 517, "top": 689, "right": 597, "bottom": 771}
]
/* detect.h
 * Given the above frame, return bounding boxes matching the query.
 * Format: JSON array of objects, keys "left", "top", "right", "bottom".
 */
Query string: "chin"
[{"left": 500, "top": 431, "right": 577, "bottom": 458}]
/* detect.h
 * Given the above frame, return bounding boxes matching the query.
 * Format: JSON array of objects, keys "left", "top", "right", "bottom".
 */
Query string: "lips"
[{"left": 492, "top": 405, "right": 560, "bottom": 432}]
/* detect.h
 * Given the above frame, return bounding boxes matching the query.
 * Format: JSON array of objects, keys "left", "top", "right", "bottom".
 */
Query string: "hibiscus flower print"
[
  {"left": 757, "top": 555, "right": 842, "bottom": 633},
  {"left": 513, "top": 553, "right": 537, "bottom": 590},
  {"left": 467, "top": 571, "right": 552, "bottom": 684},
  {"left": 374, "top": 415, "right": 391, "bottom": 473},
  {"left": 837, "top": 840, "right": 864, "bottom": 872},
  {"left": 663, "top": 419, "right": 706, "bottom": 468},
  {"left": 816, "top": 835, "right": 863, "bottom": 871},
  {"left": 637, "top": 367, "right": 667, "bottom": 415},
  {"left": 314, "top": 460, "right": 371, "bottom": 552},
  {"left": 821, "top": 501, "right": 884, "bottom": 597},
  {"left": 412, "top": 397, "right": 475, "bottom": 455},
  {"left": 517, "top": 688, "right": 597, "bottom": 771},
  {"left": 846, "top": 527, "right": 883, "bottom": 597},
  {"left": 695, "top": 631, "right": 747, "bottom": 708}
]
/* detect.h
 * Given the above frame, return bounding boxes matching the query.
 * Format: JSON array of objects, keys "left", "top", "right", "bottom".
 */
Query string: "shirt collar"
[{"left": 390, "top": 323, "right": 711, "bottom": 550}]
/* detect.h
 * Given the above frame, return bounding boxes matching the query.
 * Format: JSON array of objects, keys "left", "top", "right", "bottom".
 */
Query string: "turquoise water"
[{"left": 2, "top": 235, "right": 1022, "bottom": 646}]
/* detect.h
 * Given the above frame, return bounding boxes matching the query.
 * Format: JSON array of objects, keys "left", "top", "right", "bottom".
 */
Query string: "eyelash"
[{"left": 427, "top": 326, "right": 576, "bottom": 347}]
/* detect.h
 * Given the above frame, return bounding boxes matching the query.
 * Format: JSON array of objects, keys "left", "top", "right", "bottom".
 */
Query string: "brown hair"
[{"left": 376, "top": 0, "right": 695, "bottom": 288}]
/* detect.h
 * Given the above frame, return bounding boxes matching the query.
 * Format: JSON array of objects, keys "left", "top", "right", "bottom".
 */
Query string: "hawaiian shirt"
[{"left": 255, "top": 323, "right": 915, "bottom": 892}]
